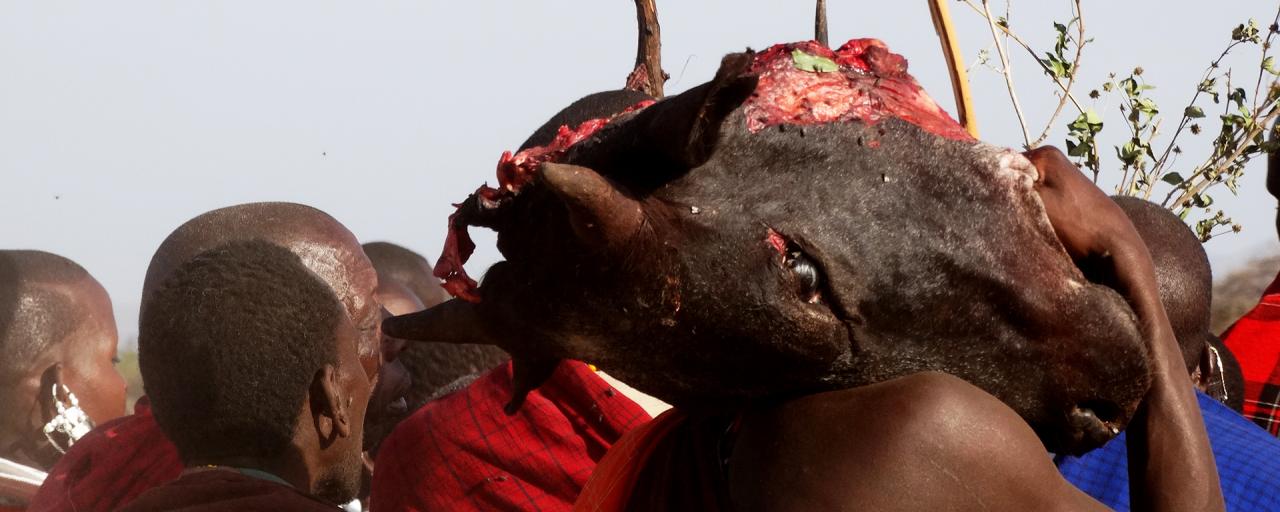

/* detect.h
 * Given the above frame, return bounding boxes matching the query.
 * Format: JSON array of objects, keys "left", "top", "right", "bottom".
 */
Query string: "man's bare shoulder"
[{"left": 728, "top": 372, "right": 1101, "bottom": 511}]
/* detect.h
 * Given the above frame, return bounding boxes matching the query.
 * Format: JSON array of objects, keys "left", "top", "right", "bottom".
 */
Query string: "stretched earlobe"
[{"left": 36, "top": 363, "right": 65, "bottom": 425}]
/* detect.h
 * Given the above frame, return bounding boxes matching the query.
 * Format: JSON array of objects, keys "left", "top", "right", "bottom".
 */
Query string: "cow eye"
[{"left": 785, "top": 249, "right": 823, "bottom": 304}]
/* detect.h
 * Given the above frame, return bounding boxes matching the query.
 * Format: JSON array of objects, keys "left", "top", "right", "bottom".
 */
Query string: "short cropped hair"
[
  {"left": 0, "top": 250, "right": 91, "bottom": 379},
  {"left": 1114, "top": 196, "right": 1212, "bottom": 372},
  {"left": 140, "top": 240, "right": 342, "bottom": 463}
]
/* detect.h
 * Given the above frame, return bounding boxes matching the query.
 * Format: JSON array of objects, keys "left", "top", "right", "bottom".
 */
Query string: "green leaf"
[
  {"left": 792, "top": 50, "right": 839, "bottom": 73},
  {"left": 1265, "top": 56, "right": 1280, "bottom": 76},
  {"left": 1184, "top": 106, "right": 1206, "bottom": 119},
  {"left": 1084, "top": 108, "right": 1103, "bottom": 126},
  {"left": 1160, "top": 172, "right": 1185, "bottom": 185}
]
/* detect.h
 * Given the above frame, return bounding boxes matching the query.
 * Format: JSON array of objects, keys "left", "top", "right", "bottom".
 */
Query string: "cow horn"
[
  {"left": 382, "top": 298, "right": 500, "bottom": 347},
  {"left": 541, "top": 162, "right": 646, "bottom": 250}
]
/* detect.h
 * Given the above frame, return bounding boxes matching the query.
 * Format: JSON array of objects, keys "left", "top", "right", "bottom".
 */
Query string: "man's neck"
[{"left": 187, "top": 455, "right": 309, "bottom": 493}]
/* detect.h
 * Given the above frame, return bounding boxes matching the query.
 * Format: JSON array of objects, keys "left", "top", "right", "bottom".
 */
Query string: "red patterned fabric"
[
  {"left": 370, "top": 360, "right": 650, "bottom": 512},
  {"left": 28, "top": 398, "right": 182, "bottom": 512},
  {"left": 1222, "top": 272, "right": 1280, "bottom": 435}
]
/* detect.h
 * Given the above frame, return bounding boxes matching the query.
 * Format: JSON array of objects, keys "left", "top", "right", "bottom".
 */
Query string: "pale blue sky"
[{"left": 2, "top": 1, "right": 1276, "bottom": 344}]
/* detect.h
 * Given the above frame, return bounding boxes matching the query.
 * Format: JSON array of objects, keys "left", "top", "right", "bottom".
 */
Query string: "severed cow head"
[{"left": 390, "top": 40, "right": 1150, "bottom": 454}]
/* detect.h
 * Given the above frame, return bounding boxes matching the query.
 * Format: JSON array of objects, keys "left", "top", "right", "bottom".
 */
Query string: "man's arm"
[{"left": 1028, "top": 146, "right": 1223, "bottom": 511}]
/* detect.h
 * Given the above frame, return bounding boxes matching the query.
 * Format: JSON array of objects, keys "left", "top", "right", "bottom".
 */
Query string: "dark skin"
[
  {"left": 0, "top": 277, "right": 126, "bottom": 473},
  {"left": 191, "top": 306, "right": 371, "bottom": 503},
  {"left": 727, "top": 147, "right": 1221, "bottom": 511},
  {"left": 139, "top": 203, "right": 403, "bottom": 499},
  {"left": 139, "top": 203, "right": 406, "bottom": 453}
]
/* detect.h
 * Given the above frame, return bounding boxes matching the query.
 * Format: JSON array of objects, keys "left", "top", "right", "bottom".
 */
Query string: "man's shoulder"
[
  {"left": 29, "top": 408, "right": 182, "bottom": 512},
  {"left": 1200, "top": 393, "right": 1280, "bottom": 473},
  {"left": 119, "top": 471, "right": 334, "bottom": 512}
]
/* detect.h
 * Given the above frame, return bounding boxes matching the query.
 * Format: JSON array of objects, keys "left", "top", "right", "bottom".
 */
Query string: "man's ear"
[
  {"left": 310, "top": 365, "right": 352, "bottom": 446},
  {"left": 1194, "top": 341, "right": 1230, "bottom": 404},
  {"left": 36, "top": 363, "right": 66, "bottom": 425}
]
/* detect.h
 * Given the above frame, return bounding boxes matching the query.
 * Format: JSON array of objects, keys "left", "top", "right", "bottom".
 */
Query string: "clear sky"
[{"left": 2, "top": 1, "right": 1276, "bottom": 344}]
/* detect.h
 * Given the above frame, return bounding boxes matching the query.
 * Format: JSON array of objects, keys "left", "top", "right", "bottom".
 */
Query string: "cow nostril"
[
  {"left": 1075, "top": 399, "right": 1121, "bottom": 425},
  {"left": 1065, "top": 399, "right": 1124, "bottom": 454}
]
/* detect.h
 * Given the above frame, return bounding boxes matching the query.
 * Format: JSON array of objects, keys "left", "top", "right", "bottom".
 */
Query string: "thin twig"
[
  {"left": 1030, "top": 0, "right": 1086, "bottom": 147},
  {"left": 960, "top": 0, "right": 1086, "bottom": 115},
  {"left": 1151, "top": 42, "right": 1249, "bottom": 178},
  {"left": 980, "top": 0, "right": 1032, "bottom": 147},
  {"left": 1168, "top": 102, "right": 1280, "bottom": 209},
  {"left": 1254, "top": 7, "right": 1280, "bottom": 111}
]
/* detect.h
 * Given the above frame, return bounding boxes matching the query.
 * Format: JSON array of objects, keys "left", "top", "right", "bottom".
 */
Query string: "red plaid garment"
[
  {"left": 1223, "top": 272, "right": 1280, "bottom": 435},
  {"left": 28, "top": 398, "right": 183, "bottom": 512},
  {"left": 370, "top": 360, "right": 650, "bottom": 512}
]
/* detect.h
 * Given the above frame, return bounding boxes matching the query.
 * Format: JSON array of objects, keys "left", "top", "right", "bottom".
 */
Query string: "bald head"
[
  {"left": 0, "top": 251, "right": 126, "bottom": 467},
  {"left": 361, "top": 242, "right": 448, "bottom": 308},
  {"left": 145, "top": 203, "right": 376, "bottom": 321},
  {"left": 0, "top": 251, "right": 94, "bottom": 378},
  {"left": 1114, "top": 196, "right": 1212, "bottom": 372},
  {"left": 143, "top": 203, "right": 383, "bottom": 386}
]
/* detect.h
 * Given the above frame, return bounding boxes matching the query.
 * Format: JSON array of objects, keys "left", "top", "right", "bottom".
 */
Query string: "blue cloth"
[{"left": 1056, "top": 391, "right": 1280, "bottom": 511}]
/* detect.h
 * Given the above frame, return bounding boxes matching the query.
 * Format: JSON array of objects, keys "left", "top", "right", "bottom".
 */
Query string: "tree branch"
[
  {"left": 960, "top": 0, "right": 1086, "bottom": 116},
  {"left": 980, "top": 0, "right": 1032, "bottom": 147},
  {"left": 1030, "top": 0, "right": 1086, "bottom": 147}
]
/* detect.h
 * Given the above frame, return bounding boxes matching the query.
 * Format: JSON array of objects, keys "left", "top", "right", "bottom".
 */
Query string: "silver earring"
[
  {"left": 1207, "top": 345, "right": 1230, "bottom": 403},
  {"left": 42, "top": 383, "right": 94, "bottom": 454}
]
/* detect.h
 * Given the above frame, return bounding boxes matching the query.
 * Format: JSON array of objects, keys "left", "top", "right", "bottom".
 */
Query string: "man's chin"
[{"left": 314, "top": 454, "right": 365, "bottom": 506}]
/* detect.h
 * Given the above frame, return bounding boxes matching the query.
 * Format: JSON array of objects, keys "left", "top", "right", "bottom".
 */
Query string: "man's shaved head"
[
  {"left": 361, "top": 242, "right": 449, "bottom": 308},
  {"left": 145, "top": 203, "right": 376, "bottom": 328},
  {"left": 0, "top": 251, "right": 90, "bottom": 378},
  {"left": 1114, "top": 196, "right": 1212, "bottom": 372},
  {"left": 144, "top": 203, "right": 382, "bottom": 381},
  {"left": 0, "top": 250, "right": 126, "bottom": 469}
]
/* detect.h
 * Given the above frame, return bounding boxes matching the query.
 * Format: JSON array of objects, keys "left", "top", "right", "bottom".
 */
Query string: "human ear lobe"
[
  {"left": 311, "top": 365, "right": 352, "bottom": 444},
  {"left": 37, "top": 364, "right": 65, "bottom": 425}
]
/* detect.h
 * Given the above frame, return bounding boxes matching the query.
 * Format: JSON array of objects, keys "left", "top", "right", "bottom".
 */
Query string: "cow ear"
[
  {"left": 639, "top": 51, "right": 758, "bottom": 168},
  {"left": 541, "top": 162, "right": 647, "bottom": 250}
]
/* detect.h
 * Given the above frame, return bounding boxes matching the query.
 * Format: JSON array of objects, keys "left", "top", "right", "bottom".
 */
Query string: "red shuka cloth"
[
  {"left": 117, "top": 470, "right": 336, "bottom": 512},
  {"left": 573, "top": 410, "right": 686, "bottom": 512},
  {"left": 28, "top": 398, "right": 182, "bottom": 512},
  {"left": 1222, "top": 272, "right": 1280, "bottom": 435},
  {"left": 370, "top": 360, "right": 650, "bottom": 512}
]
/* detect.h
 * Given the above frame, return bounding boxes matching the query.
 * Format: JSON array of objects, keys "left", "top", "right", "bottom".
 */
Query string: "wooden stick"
[
  {"left": 928, "top": 0, "right": 980, "bottom": 139},
  {"left": 629, "top": 0, "right": 666, "bottom": 98},
  {"left": 816, "top": 0, "right": 829, "bottom": 47}
]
